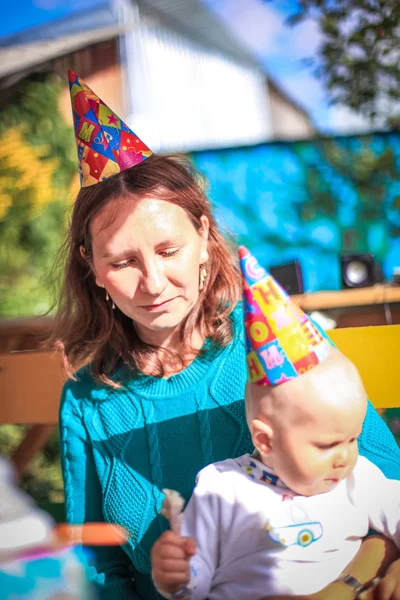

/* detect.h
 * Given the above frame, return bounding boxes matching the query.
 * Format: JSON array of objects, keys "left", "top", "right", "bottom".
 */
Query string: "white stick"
[{"left": 161, "top": 489, "right": 185, "bottom": 534}]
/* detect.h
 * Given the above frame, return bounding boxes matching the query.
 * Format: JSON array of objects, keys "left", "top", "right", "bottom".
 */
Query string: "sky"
[
  {"left": 0, "top": 0, "right": 104, "bottom": 38},
  {"left": 0, "top": 0, "right": 370, "bottom": 134},
  {"left": 202, "top": 0, "right": 370, "bottom": 134}
]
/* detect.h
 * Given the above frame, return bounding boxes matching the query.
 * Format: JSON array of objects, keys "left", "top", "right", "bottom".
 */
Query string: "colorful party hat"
[
  {"left": 68, "top": 70, "right": 153, "bottom": 187},
  {"left": 239, "top": 246, "right": 329, "bottom": 386}
]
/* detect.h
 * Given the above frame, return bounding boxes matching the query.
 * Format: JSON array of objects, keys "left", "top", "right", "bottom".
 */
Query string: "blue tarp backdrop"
[{"left": 192, "top": 132, "right": 400, "bottom": 292}]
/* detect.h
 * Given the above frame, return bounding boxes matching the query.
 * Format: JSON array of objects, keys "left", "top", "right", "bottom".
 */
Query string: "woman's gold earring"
[
  {"left": 104, "top": 288, "right": 115, "bottom": 309},
  {"left": 199, "top": 266, "right": 208, "bottom": 291}
]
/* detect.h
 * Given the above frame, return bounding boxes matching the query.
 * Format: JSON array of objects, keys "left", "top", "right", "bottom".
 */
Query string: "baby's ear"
[{"left": 251, "top": 419, "right": 274, "bottom": 456}]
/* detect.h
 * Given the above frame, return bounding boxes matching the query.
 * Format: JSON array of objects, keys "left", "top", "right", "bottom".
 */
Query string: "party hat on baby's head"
[
  {"left": 68, "top": 70, "right": 153, "bottom": 188},
  {"left": 239, "top": 246, "right": 329, "bottom": 386}
]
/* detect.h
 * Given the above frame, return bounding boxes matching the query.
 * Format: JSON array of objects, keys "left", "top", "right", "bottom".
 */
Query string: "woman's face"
[{"left": 90, "top": 197, "right": 209, "bottom": 345}]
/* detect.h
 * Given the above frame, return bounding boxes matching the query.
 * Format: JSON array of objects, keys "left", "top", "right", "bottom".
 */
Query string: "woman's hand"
[
  {"left": 259, "top": 581, "right": 355, "bottom": 600},
  {"left": 151, "top": 530, "right": 196, "bottom": 594},
  {"left": 259, "top": 536, "right": 400, "bottom": 600},
  {"left": 374, "top": 559, "right": 400, "bottom": 600},
  {"left": 308, "top": 581, "right": 355, "bottom": 600}
]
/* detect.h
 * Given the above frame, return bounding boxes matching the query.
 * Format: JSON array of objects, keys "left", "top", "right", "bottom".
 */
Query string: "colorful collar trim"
[{"left": 239, "top": 454, "right": 286, "bottom": 488}]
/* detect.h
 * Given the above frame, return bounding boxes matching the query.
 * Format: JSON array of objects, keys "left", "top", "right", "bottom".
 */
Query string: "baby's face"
[
  {"left": 248, "top": 350, "right": 368, "bottom": 496},
  {"left": 270, "top": 393, "right": 366, "bottom": 496}
]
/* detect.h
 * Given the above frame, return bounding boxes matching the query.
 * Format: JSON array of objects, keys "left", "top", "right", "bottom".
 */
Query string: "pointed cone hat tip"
[
  {"left": 239, "top": 247, "right": 328, "bottom": 387},
  {"left": 68, "top": 70, "right": 152, "bottom": 188},
  {"left": 238, "top": 245, "right": 250, "bottom": 260}
]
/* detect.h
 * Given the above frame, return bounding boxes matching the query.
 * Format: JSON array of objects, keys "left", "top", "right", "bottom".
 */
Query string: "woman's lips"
[{"left": 140, "top": 298, "right": 176, "bottom": 312}]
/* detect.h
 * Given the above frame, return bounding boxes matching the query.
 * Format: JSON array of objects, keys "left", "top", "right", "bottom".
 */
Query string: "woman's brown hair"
[{"left": 52, "top": 154, "right": 241, "bottom": 385}]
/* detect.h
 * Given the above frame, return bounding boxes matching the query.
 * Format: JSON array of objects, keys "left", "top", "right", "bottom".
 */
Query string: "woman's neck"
[
  {"left": 135, "top": 322, "right": 204, "bottom": 349},
  {"left": 135, "top": 324, "right": 206, "bottom": 378}
]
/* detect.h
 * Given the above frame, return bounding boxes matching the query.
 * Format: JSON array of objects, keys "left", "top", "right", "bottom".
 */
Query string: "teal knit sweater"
[{"left": 59, "top": 309, "right": 400, "bottom": 599}]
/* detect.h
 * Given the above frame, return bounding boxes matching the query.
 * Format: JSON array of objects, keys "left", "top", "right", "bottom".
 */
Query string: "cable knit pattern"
[
  {"left": 359, "top": 401, "right": 400, "bottom": 480},
  {"left": 141, "top": 398, "right": 163, "bottom": 494},
  {"left": 194, "top": 388, "right": 213, "bottom": 466},
  {"left": 59, "top": 306, "right": 400, "bottom": 599},
  {"left": 61, "top": 407, "right": 77, "bottom": 529},
  {"left": 209, "top": 335, "right": 251, "bottom": 458}
]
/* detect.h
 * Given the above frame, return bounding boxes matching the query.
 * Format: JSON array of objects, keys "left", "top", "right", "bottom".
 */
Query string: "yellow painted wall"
[{"left": 330, "top": 325, "right": 400, "bottom": 409}]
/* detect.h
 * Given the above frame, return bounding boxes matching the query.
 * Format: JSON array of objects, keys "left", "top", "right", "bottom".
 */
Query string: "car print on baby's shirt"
[
  {"left": 265, "top": 496, "right": 323, "bottom": 548},
  {"left": 265, "top": 519, "right": 323, "bottom": 547}
]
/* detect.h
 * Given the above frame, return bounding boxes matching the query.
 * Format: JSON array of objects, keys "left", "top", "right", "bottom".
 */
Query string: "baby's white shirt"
[{"left": 156, "top": 454, "right": 400, "bottom": 599}]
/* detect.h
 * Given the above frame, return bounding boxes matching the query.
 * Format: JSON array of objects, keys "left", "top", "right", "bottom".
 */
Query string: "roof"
[
  {"left": 0, "top": 2, "right": 116, "bottom": 47},
  {"left": 0, "top": 0, "right": 265, "bottom": 83},
  {"left": 136, "top": 0, "right": 264, "bottom": 70},
  {"left": 0, "top": 0, "right": 312, "bottom": 123},
  {"left": 267, "top": 75, "right": 315, "bottom": 126},
  {"left": 0, "top": 25, "right": 124, "bottom": 81}
]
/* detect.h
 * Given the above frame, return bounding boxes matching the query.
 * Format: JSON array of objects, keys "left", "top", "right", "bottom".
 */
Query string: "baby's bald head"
[
  {"left": 246, "top": 347, "right": 368, "bottom": 496},
  {"left": 246, "top": 347, "right": 368, "bottom": 433}
]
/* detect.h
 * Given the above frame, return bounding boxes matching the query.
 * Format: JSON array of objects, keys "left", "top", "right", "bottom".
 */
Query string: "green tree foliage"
[
  {"left": 285, "top": 0, "right": 400, "bottom": 126},
  {"left": 0, "top": 426, "right": 64, "bottom": 504},
  {"left": 0, "top": 74, "right": 77, "bottom": 505},
  {"left": 0, "top": 73, "right": 76, "bottom": 317}
]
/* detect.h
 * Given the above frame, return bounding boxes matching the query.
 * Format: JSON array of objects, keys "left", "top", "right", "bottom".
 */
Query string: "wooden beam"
[
  {"left": 0, "top": 316, "right": 54, "bottom": 353},
  {"left": 292, "top": 284, "right": 400, "bottom": 311},
  {"left": 0, "top": 351, "right": 64, "bottom": 425}
]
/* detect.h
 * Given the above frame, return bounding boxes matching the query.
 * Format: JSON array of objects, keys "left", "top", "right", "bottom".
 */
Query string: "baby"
[{"left": 151, "top": 247, "right": 400, "bottom": 599}]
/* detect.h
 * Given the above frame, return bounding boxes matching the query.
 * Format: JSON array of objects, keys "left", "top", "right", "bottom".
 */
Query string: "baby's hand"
[{"left": 152, "top": 530, "right": 196, "bottom": 594}]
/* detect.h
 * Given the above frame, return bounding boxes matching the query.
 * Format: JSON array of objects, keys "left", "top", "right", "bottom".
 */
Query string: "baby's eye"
[{"left": 315, "top": 442, "right": 339, "bottom": 450}]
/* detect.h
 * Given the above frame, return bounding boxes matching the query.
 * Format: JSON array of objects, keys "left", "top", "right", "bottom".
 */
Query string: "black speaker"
[
  {"left": 341, "top": 254, "right": 382, "bottom": 288},
  {"left": 270, "top": 260, "right": 304, "bottom": 295}
]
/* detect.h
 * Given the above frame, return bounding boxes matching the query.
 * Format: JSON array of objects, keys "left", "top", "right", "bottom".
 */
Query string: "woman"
[
  {"left": 57, "top": 152, "right": 400, "bottom": 598},
  {"left": 57, "top": 74, "right": 400, "bottom": 599}
]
